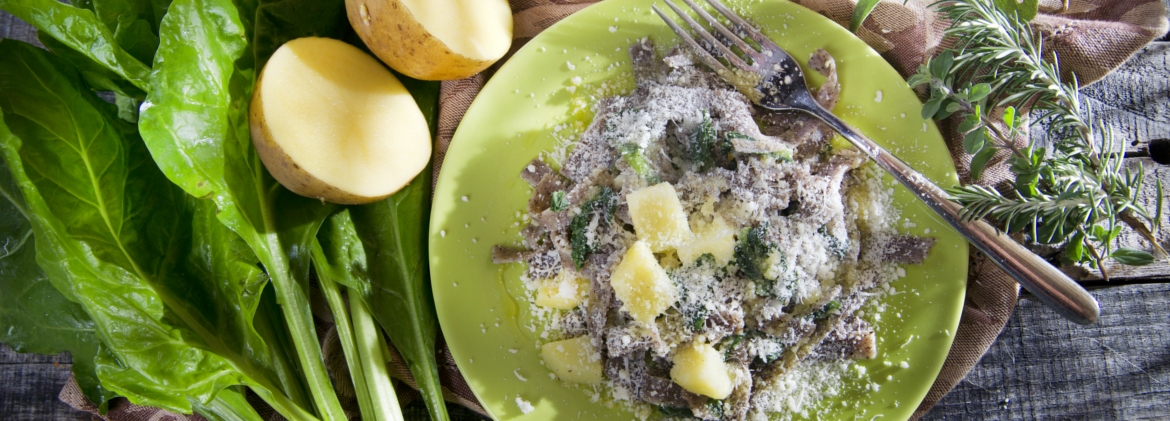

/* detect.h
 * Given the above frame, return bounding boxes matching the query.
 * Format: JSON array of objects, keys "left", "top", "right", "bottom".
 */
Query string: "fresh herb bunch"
[{"left": 895, "top": 0, "right": 1165, "bottom": 275}]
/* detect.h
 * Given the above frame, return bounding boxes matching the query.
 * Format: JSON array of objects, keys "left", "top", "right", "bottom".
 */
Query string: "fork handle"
[{"left": 805, "top": 105, "right": 1100, "bottom": 325}]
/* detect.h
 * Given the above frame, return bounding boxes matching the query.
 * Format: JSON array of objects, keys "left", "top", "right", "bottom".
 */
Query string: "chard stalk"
[
  {"left": 193, "top": 388, "right": 267, "bottom": 421},
  {"left": 349, "top": 285, "right": 406, "bottom": 421},
  {"left": 313, "top": 242, "right": 405, "bottom": 421}
]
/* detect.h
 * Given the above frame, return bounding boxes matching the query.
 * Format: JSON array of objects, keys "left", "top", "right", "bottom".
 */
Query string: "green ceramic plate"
[{"left": 430, "top": 0, "right": 967, "bottom": 419}]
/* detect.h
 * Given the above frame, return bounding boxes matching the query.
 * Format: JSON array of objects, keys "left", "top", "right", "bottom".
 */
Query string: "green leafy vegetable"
[
  {"left": 812, "top": 300, "right": 842, "bottom": 320},
  {"left": 848, "top": 0, "right": 881, "bottom": 32},
  {"left": 313, "top": 210, "right": 405, "bottom": 421},
  {"left": 138, "top": 0, "right": 347, "bottom": 417},
  {"left": 92, "top": 0, "right": 171, "bottom": 35},
  {"left": 192, "top": 388, "right": 266, "bottom": 421},
  {"left": 569, "top": 187, "right": 617, "bottom": 268},
  {"left": 37, "top": 33, "right": 145, "bottom": 100},
  {"left": 550, "top": 190, "right": 569, "bottom": 212},
  {"left": 0, "top": 41, "right": 303, "bottom": 417},
  {"left": 618, "top": 143, "right": 659, "bottom": 182},
  {"left": 719, "top": 334, "right": 744, "bottom": 360},
  {"left": 817, "top": 225, "right": 849, "bottom": 259},
  {"left": 350, "top": 169, "right": 450, "bottom": 421},
  {"left": 689, "top": 110, "right": 716, "bottom": 172},
  {"left": 0, "top": 142, "right": 113, "bottom": 410},
  {"left": 657, "top": 406, "right": 694, "bottom": 418},
  {"left": 2, "top": 0, "right": 447, "bottom": 418},
  {"left": 734, "top": 224, "right": 774, "bottom": 283},
  {"left": 0, "top": 0, "right": 151, "bottom": 90}
]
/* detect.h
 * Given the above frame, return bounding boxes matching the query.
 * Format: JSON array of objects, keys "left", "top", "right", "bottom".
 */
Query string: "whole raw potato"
[
  {"left": 250, "top": 37, "right": 431, "bottom": 204},
  {"left": 345, "top": 0, "right": 513, "bottom": 80}
]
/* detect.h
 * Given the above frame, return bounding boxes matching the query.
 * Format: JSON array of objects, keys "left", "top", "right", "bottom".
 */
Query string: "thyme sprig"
[{"left": 905, "top": 0, "right": 1164, "bottom": 274}]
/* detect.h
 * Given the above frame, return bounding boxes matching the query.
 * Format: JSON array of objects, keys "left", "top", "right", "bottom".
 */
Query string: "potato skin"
[
  {"left": 249, "top": 69, "right": 391, "bottom": 205},
  {"left": 345, "top": 0, "right": 498, "bottom": 80}
]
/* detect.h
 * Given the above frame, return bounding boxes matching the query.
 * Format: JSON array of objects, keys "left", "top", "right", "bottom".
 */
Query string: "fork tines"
[{"left": 651, "top": 0, "right": 771, "bottom": 73}]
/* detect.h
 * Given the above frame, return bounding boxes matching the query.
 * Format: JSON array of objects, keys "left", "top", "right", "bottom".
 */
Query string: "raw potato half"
[
  {"left": 250, "top": 37, "right": 431, "bottom": 204},
  {"left": 345, "top": 0, "right": 512, "bottom": 80}
]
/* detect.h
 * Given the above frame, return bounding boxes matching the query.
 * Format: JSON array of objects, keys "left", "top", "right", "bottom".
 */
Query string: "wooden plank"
[
  {"left": 0, "top": 6, "right": 1167, "bottom": 421},
  {"left": 1030, "top": 42, "right": 1170, "bottom": 156},
  {"left": 0, "top": 345, "right": 91, "bottom": 421},
  {"left": 923, "top": 282, "right": 1170, "bottom": 420},
  {"left": 1085, "top": 43, "right": 1169, "bottom": 156},
  {"left": 1054, "top": 157, "right": 1170, "bottom": 282},
  {"left": 0, "top": 10, "right": 38, "bottom": 46}
]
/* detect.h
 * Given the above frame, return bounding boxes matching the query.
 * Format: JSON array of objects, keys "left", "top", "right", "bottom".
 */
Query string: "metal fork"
[{"left": 654, "top": 0, "right": 1100, "bottom": 325}]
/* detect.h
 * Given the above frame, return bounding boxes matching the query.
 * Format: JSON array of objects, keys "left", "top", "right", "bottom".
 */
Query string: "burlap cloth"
[{"left": 60, "top": 0, "right": 1167, "bottom": 419}]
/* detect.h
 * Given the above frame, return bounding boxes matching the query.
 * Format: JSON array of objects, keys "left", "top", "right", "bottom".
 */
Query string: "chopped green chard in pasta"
[{"left": 492, "top": 40, "right": 936, "bottom": 421}]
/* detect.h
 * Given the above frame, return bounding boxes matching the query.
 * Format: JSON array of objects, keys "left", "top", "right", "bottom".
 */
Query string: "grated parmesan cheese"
[{"left": 496, "top": 42, "right": 934, "bottom": 421}]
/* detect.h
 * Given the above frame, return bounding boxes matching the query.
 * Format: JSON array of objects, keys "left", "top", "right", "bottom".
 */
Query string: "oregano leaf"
[
  {"left": 1003, "top": 105, "right": 1017, "bottom": 128},
  {"left": 969, "top": 83, "right": 992, "bottom": 101},
  {"left": 935, "top": 99, "right": 959, "bottom": 119},
  {"left": 922, "top": 95, "right": 944, "bottom": 120},
  {"left": 963, "top": 128, "right": 987, "bottom": 154},
  {"left": 907, "top": 73, "right": 929, "bottom": 87},
  {"left": 1064, "top": 232, "right": 1086, "bottom": 263},
  {"left": 930, "top": 51, "right": 954, "bottom": 80},
  {"left": 957, "top": 115, "right": 979, "bottom": 133},
  {"left": 1111, "top": 248, "right": 1154, "bottom": 266},
  {"left": 970, "top": 145, "right": 997, "bottom": 180}
]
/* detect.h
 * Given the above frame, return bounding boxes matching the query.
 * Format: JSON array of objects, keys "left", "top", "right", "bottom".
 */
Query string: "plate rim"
[{"left": 430, "top": 0, "right": 968, "bottom": 419}]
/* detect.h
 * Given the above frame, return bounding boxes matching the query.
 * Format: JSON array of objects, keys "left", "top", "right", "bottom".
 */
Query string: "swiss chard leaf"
[
  {"left": 137, "top": 0, "right": 248, "bottom": 200},
  {"left": 0, "top": 40, "right": 297, "bottom": 416},
  {"left": 0, "top": 0, "right": 151, "bottom": 90},
  {"left": 0, "top": 143, "right": 113, "bottom": 410},
  {"left": 735, "top": 224, "right": 775, "bottom": 282},
  {"left": 689, "top": 110, "right": 716, "bottom": 172},
  {"left": 92, "top": 0, "right": 171, "bottom": 35},
  {"left": 38, "top": 33, "right": 145, "bottom": 100},
  {"left": 313, "top": 210, "right": 405, "bottom": 421},
  {"left": 350, "top": 168, "right": 450, "bottom": 421},
  {"left": 315, "top": 210, "right": 371, "bottom": 295},
  {"left": 241, "top": 0, "right": 348, "bottom": 72},
  {"left": 138, "top": 0, "right": 346, "bottom": 417},
  {"left": 111, "top": 16, "right": 160, "bottom": 65}
]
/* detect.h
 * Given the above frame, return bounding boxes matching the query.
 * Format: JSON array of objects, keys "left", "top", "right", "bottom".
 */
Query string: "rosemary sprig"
[{"left": 903, "top": 0, "right": 1164, "bottom": 274}]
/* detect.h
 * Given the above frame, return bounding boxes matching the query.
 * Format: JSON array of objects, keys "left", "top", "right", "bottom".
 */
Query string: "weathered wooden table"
[{"left": 2, "top": 9, "right": 1168, "bottom": 421}]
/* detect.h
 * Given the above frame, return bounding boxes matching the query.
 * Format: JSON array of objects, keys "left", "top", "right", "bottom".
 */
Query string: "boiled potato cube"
[
  {"left": 610, "top": 241, "right": 678, "bottom": 324},
  {"left": 541, "top": 336, "right": 603, "bottom": 384},
  {"left": 627, "top": 182, "right": 694, "bottom": 252},
  {"left": 535, "top": 272, "right": 585, "bottom": 309},
  {"left": 670, "top": 342, "right": 734, "bottom": 399},
  {"left": 676, "top": 215, "right": 736, "bottom": 265}
]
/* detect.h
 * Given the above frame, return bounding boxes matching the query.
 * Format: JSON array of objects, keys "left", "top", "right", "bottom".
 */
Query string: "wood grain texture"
[
  {"left": 923, "top": 283, "right": 1170, "bottom": 420},
  {"left": 0, "top": 9, "right": 38, "bottom": 46},
  {"left": 1, "top": 6, "right": 1168, "bottom": 421},
  {"left": 1055, "top": 156, "right": 1170, "bottom": 283},
  {"left": 1032, "top": 43, "right": 1170, "bottom": 156},
  {"left": 0, "top": 345, "right": 90, "bottom": 421}
]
